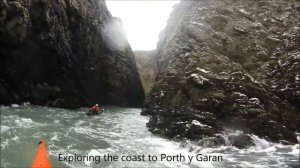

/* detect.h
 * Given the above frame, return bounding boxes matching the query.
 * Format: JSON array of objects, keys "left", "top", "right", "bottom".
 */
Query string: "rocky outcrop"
[
  {"left": 0, "top": 0, "right": 144, "bottom": 108},
  {"left": 134, "top": 50, "right": 157, "bottom": 94},
  {"left": 143, "top": 0, "right": 300, "bottom": 145}
]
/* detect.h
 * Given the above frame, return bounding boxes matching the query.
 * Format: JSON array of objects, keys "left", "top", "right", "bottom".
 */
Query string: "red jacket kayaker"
[{"left": 89, "top": 104, "right": 100, "bottom": 113}]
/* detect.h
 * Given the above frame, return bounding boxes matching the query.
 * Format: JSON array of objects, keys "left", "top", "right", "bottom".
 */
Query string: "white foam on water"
[
  {"left": 1, "top": 135, "right": 20, "bottom": 150},
  {"left": 50, "top": 133, "right": 59, "bottom": 141},
  {"left": 289, "top": 144, "right": 300, "bottom": 155},
  {"left": 74, "top": 120, "right": 85, "bottom": 126},
  {"left": 11, "top": 104, "right": 19, "bottom": 108},
  {"left": 1, "top": 125, "right": 10, "bottom": 133},
  {"left": 11, "top": 135, "right": 20, "bottom": 142},
  {"left": 14, "top": 118, "right": 35, "bottom": 128},
  {"left": 251, "top": 135, "right": 271, "bottom": 147},
  {"left": 85, "top": 149, "right": 102, "bottom": 166},
  {"left": 239, "top": 161, "right": 268, "bottom": 168},
  {"left": 1, "top": 139, "right": 10, "bottom": 150},
  {"left": 22, "top": 102, "right": 30, "bottom": 106},
  {"left": 184, "top": 133, "right": 300, "bottom": 168}
]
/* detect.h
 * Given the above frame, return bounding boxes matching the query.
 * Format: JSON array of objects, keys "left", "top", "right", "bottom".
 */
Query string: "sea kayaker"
[{"left": 87, "top": 104, "right": 101, "bottom": 115}]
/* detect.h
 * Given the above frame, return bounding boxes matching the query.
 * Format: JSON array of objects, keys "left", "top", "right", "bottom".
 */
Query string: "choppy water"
[{"left": 1, "top": 105, "right": 299, "bottom": 168}]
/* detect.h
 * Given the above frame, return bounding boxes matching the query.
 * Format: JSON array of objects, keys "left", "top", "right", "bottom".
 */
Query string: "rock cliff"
[
  {"left": 0, "top": 0, "right": 144, "bottom": 108},
  {"left": 143, "top": 0, "right": 300, "bottom": 144},
  {"left": 134, "top": 50, "right": 157, "bottom": 94}
]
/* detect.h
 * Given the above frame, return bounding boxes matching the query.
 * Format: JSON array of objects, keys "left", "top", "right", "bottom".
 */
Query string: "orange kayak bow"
[{"left": 32, "top": 140, "right": 51, "bottom": 168}]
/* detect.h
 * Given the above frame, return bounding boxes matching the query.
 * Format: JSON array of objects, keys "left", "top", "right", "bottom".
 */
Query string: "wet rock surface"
[
  {"left": 0, "top": 0, "right": 144, "bottom": 108},
  {"left": 143, "top": 0, "right": 300, "bottom": 145}
]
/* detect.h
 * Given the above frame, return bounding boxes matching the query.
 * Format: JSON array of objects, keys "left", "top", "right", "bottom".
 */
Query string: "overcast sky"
[{"left": 106, "top": 1, "right": 179, "bottom": 51}]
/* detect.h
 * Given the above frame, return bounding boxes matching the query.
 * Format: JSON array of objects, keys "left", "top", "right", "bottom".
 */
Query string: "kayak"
[
  {"left": 86, "top": 108, "right": 103, "bottom": 116},
  {"left": 32, "top": 140, "right": 51, "bottom": 168}
]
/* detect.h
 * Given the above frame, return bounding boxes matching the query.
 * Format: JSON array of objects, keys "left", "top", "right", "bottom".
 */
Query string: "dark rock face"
[
  {"left": 134, "top": 50, "right": 157, "bottom": 94},
  {"left": 0, "top": 0, "right": 144, "bottom": 108},
  {"left": 228, "top": 134, "right": 255, "bottom": 149},
  {"left": 144, "top": 0, "right": 300, "bottom": 145}
]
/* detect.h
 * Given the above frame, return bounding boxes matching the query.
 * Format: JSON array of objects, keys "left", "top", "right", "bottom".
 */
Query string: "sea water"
[{"left": 0, "top": 105, "right": 299, "bottom": 168}]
